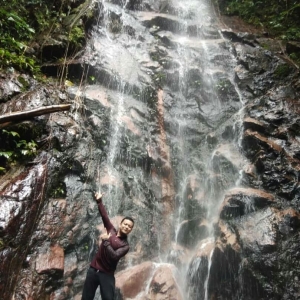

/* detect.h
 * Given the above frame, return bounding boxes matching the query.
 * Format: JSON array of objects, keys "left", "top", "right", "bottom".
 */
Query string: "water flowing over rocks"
[{"left": 0, "top": 0, "right": 300, "bottom": 299}]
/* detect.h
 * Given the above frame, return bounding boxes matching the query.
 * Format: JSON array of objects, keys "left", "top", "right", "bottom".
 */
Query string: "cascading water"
[
  {"left": 148, "top": 0, "right": 245, "bottom": 298},
  {"left": 84, "top": 0, "right": 244, "bottom": 298},
  {"left": 91, "top": 0, "right": 150, "bottom": 216}
]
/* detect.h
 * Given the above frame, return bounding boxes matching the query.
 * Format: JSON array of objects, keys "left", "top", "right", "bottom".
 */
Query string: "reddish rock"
[
  {"left": 99, "top": 168, "right": 123, "bottom": 188},
  {"left": 84, "top": 87, "right": 112, "bottom": 108},
  {"left": 194, "top": 238, "right": 215, "bottom": 258},
  {"left": 116, "top": 261, "right": 154, "bottom": 298},
  {"left": 275, "top": 208, "right": 300, "bottom": 235},
  {"left": 243, "top": 163, "right": 257, "bottom": 178},
  {"left": 156, "top": 89, "right": 175, "bottom": 252},
  {"left": 216, "top": 220, "right": 240, "bottom": 253},
  {"left": 243, "top": 117, "right": 265, "bottom": 132},
  {"left": 243, "top": 129, "right": 283, "bottom": 153},
  {"left": 226, "top": 187, "right": 275, "bottom": 199},
  {"left": 41, "top": 199, "right": 67, "bottom": 240},
  {"left": 147, "top": 264, "right": 183, "bottom": 300},
  {"left": 36, "top": 244, "right": 64, "bottom": 274},
  {"left": 119, "top": 115, "right": 141, "bottom": 136}
]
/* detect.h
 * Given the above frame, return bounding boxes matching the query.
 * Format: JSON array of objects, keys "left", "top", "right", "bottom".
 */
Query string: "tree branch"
[{"left": 0, "top": 104, "right": 71, "bottom": 125}]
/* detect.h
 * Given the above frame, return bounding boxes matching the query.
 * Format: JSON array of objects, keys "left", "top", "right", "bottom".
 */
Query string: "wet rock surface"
[
  {"left": 206, "top": 16, "right": 300, "bottom": 300},
  {"left": 0, "top": 0, "right": 300, "bottom": 300}
]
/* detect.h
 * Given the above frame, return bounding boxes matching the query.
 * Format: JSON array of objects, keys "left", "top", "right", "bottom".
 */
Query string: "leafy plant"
[
  {"left": 0, "top": 129, "right": 39, "bottom": 174},
  {"left": 217, "top": 0, "right": 300, "bottom": 41},
  {"left": 274, "top": 64, "right": 292, "bottom": 79},
  {"left": 16, "top": 140, "right": 37, "bottom": 157},
  {"left": 0, "top": 0, "right": 89, "bottom": 75},
  {"left": 51, "top": 182, "right": 66, "bottom": 198},
  {"left": 0, "top": 8, "right": 38, "bottom": 72},
  {"left": 69, "top": 26, "right": 85, "bottom": 47}
]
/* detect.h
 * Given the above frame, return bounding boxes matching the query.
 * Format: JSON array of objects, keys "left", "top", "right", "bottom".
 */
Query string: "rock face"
[
  {"left": 115, "top": 262, "right": 183, "bottom": 299},
  {"left": 201, "top": 28, "right": 300, "bottom": 300},
  {"left": 0, "top": 0, "right": 300, "bottom": 300}
]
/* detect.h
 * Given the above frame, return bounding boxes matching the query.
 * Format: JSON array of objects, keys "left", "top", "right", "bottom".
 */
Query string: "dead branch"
[{"left": 0, "top": 104, "right": 71, "bottom": 125}]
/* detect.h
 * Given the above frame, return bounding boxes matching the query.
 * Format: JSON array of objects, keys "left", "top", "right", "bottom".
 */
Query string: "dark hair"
[{"left": 121, "top": 216, "right": 134, "bottom": 226}]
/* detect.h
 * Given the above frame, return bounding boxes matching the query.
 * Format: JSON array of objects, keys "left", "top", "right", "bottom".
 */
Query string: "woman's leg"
[
  {"left": 81, "top": 268, "right": 100, "bottom": 300},
  {"left": 98, "top": 272, "right": 115, "bottom": 300}
]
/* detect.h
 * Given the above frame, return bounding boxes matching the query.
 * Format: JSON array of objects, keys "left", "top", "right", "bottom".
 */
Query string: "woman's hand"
[
  {"left": 94, "top": 192, "right": 104, "bottom": 202},
  {"left": 100, "top": 230, "right": 111, "bottom": 241}
]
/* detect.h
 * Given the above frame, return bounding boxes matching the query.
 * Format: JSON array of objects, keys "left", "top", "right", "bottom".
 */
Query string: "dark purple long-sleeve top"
[{"left": 90, "top": 201, "right": 129, "bottom": 275}]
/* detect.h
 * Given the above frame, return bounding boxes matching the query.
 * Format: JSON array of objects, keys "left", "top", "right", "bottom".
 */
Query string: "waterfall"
[{"left": 84, "top": 0, "right": 244, "bottom": 298}]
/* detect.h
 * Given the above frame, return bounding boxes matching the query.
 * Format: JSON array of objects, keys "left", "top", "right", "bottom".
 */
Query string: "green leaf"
[
  {"left": 2, "top": 129, "right": 20, "bottom": 137},
  {"left": 0, "top": 151, "right": 13, "bottom": 158},
  {"left": 21, "top": 150, "right": 29, "bottom": 155}
]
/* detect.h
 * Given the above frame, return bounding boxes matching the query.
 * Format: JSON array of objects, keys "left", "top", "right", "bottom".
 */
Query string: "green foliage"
[
  {"left": 289, "top": 52, "right": 300, "bottom": 65},
  {"left": 16, "top": 140, "right": 37, "bottom": 157},
  {"left": 153, "top": 72, "right": 166, "bottom": 86},
  {"left": 69, "top": 26, "right": 85, "bottom": 47},
  {"left": 82, "top": 243, "right": 89, "bottom": 251},
  {"left": 0, "top": 8, "right": 38, "bottom": 73},
  {"left": 218, "top": 0, "right": 300, "bottom": 41},
  {"left": 0, "top": 0, "right": 88, "bottom": 75},
  {"left": 0, "top": 129, "right": 38, "bottom": 174},
  {"left": 51, "top": 182, "right": 66, "bottom": 198},
  {"left": 88, "top": 75, "right": 96, "bottom": 84},
  {"left": 0, "top": 9, "right": 35, "bottom": 40},
  {"left": 274, "top": 64, "right": 292, "bottom": 79},
  {"left": 17, "top": 75, "right": 30, "bottom": 91}
]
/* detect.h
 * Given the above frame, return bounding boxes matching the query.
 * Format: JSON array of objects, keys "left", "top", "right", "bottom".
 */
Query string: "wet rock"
[
  {"left": 236, "top": 207, "right": 278, "bottom": 253},
  {"left": 176, "top": 219, "right": 209, "bottom": 248},
  {"left": 243, "top": 117, "right": 266, "bottom": 133},
  {"left": 167, "top": 242, "right": 190, "bottom": 267},
  {"left": 1, "top": 1, "right": 300, "bottom": 299},
  {"left": 221, "top": 30, "right": 258, "bottom": 47},
  {"left": 137, "top": 12, "right": 183, "bottom": 33},
  {"left": 212, "top": 143, "right": 244, "bottom": 174},
  {"left": 115, "top": 261, "right": 154, "bottom": 298},
  {"left": 242, "top": 129, "right": 283, "bottom": 159},
  {"left": 277, "top": 208, "right": 300, "bottom": 235},
  {"left": 36, "top": 244, "right": 64, "bottom": 274},
  {"left": 215, "top": 220, "right": 240, "bottom": 252},
  {"left": 187, "top": 238, "right": 214, "bottom": 300},
  {"left": 219, "top": 187, "right": 275, "bottom": 219},
  {"left": 64, "top": 252, "right": 78, "bottom": 278},
  {"left": 147, "top": 264, "right": 183, "bottom": 300},
  {"left": 0, "top": 72, "right": 23, "bottom": 102}
]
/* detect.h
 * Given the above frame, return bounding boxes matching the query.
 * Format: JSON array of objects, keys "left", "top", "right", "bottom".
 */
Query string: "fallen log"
[{"left": 0, "top": 104, "right": 71, "bottom": 125}]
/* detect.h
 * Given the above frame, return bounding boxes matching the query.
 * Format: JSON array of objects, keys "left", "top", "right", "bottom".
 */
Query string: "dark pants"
[{"left": 81, "top": 267, "right": 115, "bottom": 300}]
